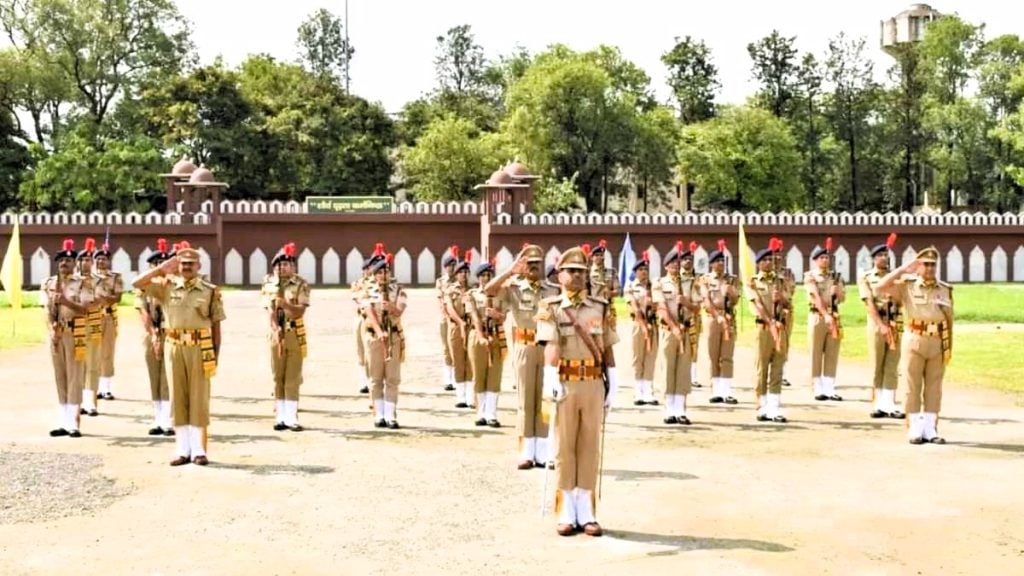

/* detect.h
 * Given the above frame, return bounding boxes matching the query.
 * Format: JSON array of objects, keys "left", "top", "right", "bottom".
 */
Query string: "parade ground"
[{"left": 1, "top": 289, "right": 1023, "bottom": 575}]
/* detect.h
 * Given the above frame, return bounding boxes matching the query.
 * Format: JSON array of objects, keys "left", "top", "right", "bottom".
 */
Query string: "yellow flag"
[
  {"left": 737, "top": 221, "right": 755, "bottom": 301},
  {"left": 1, "top": 220, "right": 23, "bottom": 311}
]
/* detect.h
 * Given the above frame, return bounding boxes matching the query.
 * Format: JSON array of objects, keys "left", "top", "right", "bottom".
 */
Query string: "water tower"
[{"left": 881, "top": 3, "right": 941, "bottom": 54}]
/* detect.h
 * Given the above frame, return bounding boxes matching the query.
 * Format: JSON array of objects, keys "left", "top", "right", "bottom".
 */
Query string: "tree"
[
  {"left": 677, "top": 106, "right": 805, "bottom": 211},
  {"left": 885, "top": 44, "right": 929, "bottom": 210},
  {"left": 824, "top": 33, "right": 881, "bottom": 209},
  {"left": 748, "top": 30, "right": 799, "bottom": 118},
  {"left": 629, "top": 106, "right": 679, "bottom": 211},
  {"left": 296, "top": 8, "right": 353, "bottom": 87},
  {"left": 980, "top": 35, "right": 1024, "bottom": 209},
  {"left": 502, "top": 47, "right": 641, "bottom": 212},
  {"left": 401, "top": 115, "right": 505, "bottom": 201},
  {"left": 0, "top": 46, "right": 69, "bottom": 145},
  {"left": 790, "top": 52, "right": 836, "bottom": 209},
  {"left": 0, "top": 110, "right": 30, "bottom": 209},
  {"left": 434, "top": 24, "right": 486, "bottom": 95},
  {"left": 1, "top": 0, "right": 193, "bottom": 139},
  {"left": 18, "top": 133, "right": 163, "bottom": 211},
  {"left": 661, "top": 36, "right": 719, "bottom": 123}
]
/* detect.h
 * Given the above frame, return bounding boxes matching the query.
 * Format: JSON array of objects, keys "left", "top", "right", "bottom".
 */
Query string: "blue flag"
[{"left": 617, "top": 232, "right": 636, "bottom": 295}]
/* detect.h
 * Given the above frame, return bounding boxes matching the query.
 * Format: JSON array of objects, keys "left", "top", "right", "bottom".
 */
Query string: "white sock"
[
  {"left": 176, "top": 425, "right": 191, "bottom": 457},
  {"left": 486, "top": 392, "right": 498, "bottom": 420},
  {"left": 384, "top": 401, "right": 397, "bottom": 422},
  {"left": 812, "top": 377, "right": 822, "bottom": 396},
  {"left": 690, "top": 364, "right": 697, "bottom": 383},
  {"left": 476, "top": 393, "right": 486, "bottom": 418},
  {"left": 275, "top": 400, "right": 284, "bottom": 422},
  {"left": 82, "top": 392, "right": 96, "bottom": 412},
  {"left": 447, "top": 366, "right": 455, "bottom": 387},
  {"left": 824, "top": 376, "right": 835, "bottom": 396},
  {"left": 908, "top": 413, "right": 923, "bottom": 439},
  {"left": 189, "top": 426, "right": 206, "bottom": 457},
  {"left": 374, "top": 399, "right": 385, "bottom": 420},
  {"left": 466, "top": 383, "right": 476, "bottom": 406},
  {"left": 153, "top": 401, "right": 162, "bottom": 427},
  {"left": 575, "top": 488, "right": 596, "bottom": 525},
  {"left": 64, "top": 404, "right": 77, "bottom": 431},
  {"left": 887, "top": 390, "right": 899, "bottom": 413},
  {"left": 558, "top": 489, "right": 577, "bottom": 525},
  {"left": 455, "top": 382, "right": 466, "bottom": 404},
  {"left": 766, "top": 394, "right": 780, "bottom": 418},
  {"left": 520, "top": 437, "right": 536, "bottom": 462},
  {"left": 923, "top": 413, "right": 938, "bottom": 440},
  {"left": 722, "top": 378, "right": 732, "bottom": 398},
  {"left": 679, "top": 395, "right": 688, "bottom": 417},
  {"left": 285, "top": 400, "right": 299, "bottom": 426},
  {"left": 634, "top": 380, "right": 644, "bottom": 402},
  {"left": 359, "top": 372, "right": 368, "bottom": 388}
]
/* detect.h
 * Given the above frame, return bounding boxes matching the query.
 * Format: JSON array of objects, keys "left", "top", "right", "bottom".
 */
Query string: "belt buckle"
[{"left": 927, "top": 324, "right": 938, "bottom": 335}]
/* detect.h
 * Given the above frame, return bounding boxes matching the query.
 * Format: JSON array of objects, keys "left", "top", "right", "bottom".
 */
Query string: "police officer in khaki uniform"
[
  {"left": 544, "top": 264, "right": 561, "bottom": 295},
  {"left": 360, "top": 252, "right": 408, "bottom": 429},
  {"left": 806, "top": 242, "right": 845, "bottom": 401},
  {"left": 45, "top": 239, "right": 91, "bottom": 437},
  {"left": 877, "top": 247, "right": 953, "bottom": 444},
  {"left": 859, "top": 235, "right": 905, "bottom": 419},
  {"left": 133, "top": 242, "right": 225, "bottom": 466},
  {"left": 771, "top": 239, "right": 796, "bottom": 387},
  {"left": 263, "top": 243, "right": 311, "bottom": 432},
  {"left": 679, "top": 242, "right": 703, "bottom": 388},
  {"left": 625, "top": 252, "right": 658, "bottom": 406},
  {"left": 652, "top": 242, "right": 699, "bottom": 425},
  {"left": 445, "top": 255, "right": 474, "bottom": 409},
  {"left": 77, "top": 238, "right": 110, "bottom": 417},
  {"left": 703, "top": 241, "right": 739, "bottom": 404},
  {"left": 586, "top": 240, "right": 619, "bottom": 301},
  {"left": 748, "top": 246, "right": 789, "bottom": 423},
  {"left": 484, "top": 245, "right": 551, "bottom": 469},
  {"left": 135, "top": 239, "right": 173, "bottom": 435},
  {"left": 353, "top": 243, "right": 385, "bottom": 394},
  {"left": 466, "top": 261, "right": 506, "bottom": 427},
  {"left": 93, "top": 243, "right": 123, "bottom": 400},
  {"left": 438, "top": 246, "right": 459, "bottom": 392},
  {"left": 537, "top": 246, "right": 619, "bottom": 537}
]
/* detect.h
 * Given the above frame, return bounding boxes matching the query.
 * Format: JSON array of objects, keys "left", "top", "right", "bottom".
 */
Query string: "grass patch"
[
  {"left": 614, "top": 283, "right": 1024, "bottom": 397},
  {"left": 0, "top": 308, "right": 47, "bottom": 349}
]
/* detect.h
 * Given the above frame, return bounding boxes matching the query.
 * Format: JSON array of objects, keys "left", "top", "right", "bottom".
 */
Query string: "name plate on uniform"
[{"left": 305, "top": 196, "right": 393, "bottom": 214}]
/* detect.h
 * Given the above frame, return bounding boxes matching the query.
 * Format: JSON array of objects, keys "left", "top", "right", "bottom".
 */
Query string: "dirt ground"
[{"left": 1, "top": 289, "right": 1022, "bottom": 576}]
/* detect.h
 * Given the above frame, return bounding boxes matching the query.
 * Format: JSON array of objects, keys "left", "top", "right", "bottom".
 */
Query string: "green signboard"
[{"left": 306, "top": 196, "right": 393, "bottom": 214}]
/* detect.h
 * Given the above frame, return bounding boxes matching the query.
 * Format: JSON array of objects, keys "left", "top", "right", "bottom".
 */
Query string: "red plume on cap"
[
  {"left": 489, "top": 257, "right": 496, "bottom": 266},
  {"left": 63, "top": 238, "right": 74, "bottom": 251},
  {"left": 717, "top": 239, "right": 727, "bottom": 253},
  {"left": 178, "top": 240, "right": 191, "bottom": 249},
  {"left": 825, "top": 237, "right": 833, "bottom": 252},
  {"left": 156, "top": 238, "right": 167, "bottom": 252},
  {"left": 373, "top": 242, "right": 385, "bottom": 257},
  {"left": 450, "top": 245, "right": 459, "bottom": 259},
  {"left": 673, "top": 241, "right": 682, "bottom": 254},
  {"left": 689, "top": 241, "right": 698, "bottom": 254},
  {"left": 385, "top": 253, "right": 394, "bottom": 266},
  {"left": 777, "top": 238, "right": 785, "bottom": 252},
  {"left": 463, "top": 250, "right": 472, "bottom": 263},
  {"left": 581, "top": 243, "right": 592, "bottom": 256},
  {"left": 83, "top": 238, "right": 96, "bottom": 252},
  {"left": 283, "top": 242, "right": 297, "bottom": 258},
  {"left": 768, "top": 237, "right": 782, "bottom": 253},
  {"left": 598, "top": 239, "right": 607, "bottom": 250},
  {"left": 886, "top": 233, "right": 897, "bottom": 249},
  {"left": 641, "top": 250, "right": 649, "bottom": 262}
]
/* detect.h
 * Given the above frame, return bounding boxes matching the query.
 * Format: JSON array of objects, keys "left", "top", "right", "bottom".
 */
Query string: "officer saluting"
[
  {"left": 876, "top": 246, "right": 953, "bottom": 444},
  {"left": 135, "top": 239, "right": 174, "bottom": 435},
  {"left": 133, "top": 242, "right": 225, "bottom": 466},
  {"left": 537, "top": 246, "right": 619, "bottom": 537}
]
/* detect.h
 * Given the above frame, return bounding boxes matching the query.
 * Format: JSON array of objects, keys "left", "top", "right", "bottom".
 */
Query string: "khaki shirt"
[
  {"left": 435, "top": 274, "right": 451, "bottom": 301},
  {"left": 95, "top": 270, "right": 124, "bottom": 301},
  {"left": 747, "top": 272, "right": 786, "bottom": 323},
  {"left": 625, "top": 278, "right": 655, "bottom": 323},
  {"left": 804, "top": 269, "right": 844, "bottom": 312},
  {"left": 892, "top": 276, "right": 952, "bottom": 324},
  {"left": 143, "top": 276, "right": 226, "bottom": 330},
  {"left": 588, "top": 265, "right": 619, "bottom": 299},
  {"left": 359, "top": 280, "right": 407, "bottom": 328},
  {"left": 260, "top": 274, "right": 311, "bottom": 321},
  {"left": 44, "top": 274, "right": 92, "bottom": 322},
  {"left": 652, "top": 274, "right": 699, "bottom": 325},
  {"left": 444, "top": 282, "right": 470, "bottom": 320},
  {"left": 496, "top": 277, "right": 545, "bottom": 331},
  {"left": 466, "top": 287, "right": 506, "bottom": 332},
  {"left": 133, "top": 285, "right": 164, "bottom": 329},
  {"left": 535, "top": 293, "right": 619, "bottom": 363},
  {"left": 702, "top": 272, "right": 738, "bottom": 315},
  {"left": 858, "top": 268, "right": 900, "bottom": 318}
]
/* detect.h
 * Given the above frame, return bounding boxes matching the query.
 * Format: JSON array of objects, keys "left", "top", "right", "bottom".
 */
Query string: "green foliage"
[
  {"left": 748, "top": 30, "right": 799, "bottom": 118},
  {"left": 533, "top": 173, "right": 582, "bottom": 214},
  {"left": 297, "top": 8, "right": 353, "bottom": 85},
  {"left": 18, "top": 133, "right": 163, "bottom": 211},
  {"left": 661, "top": 36, "right": 719, "bottom": 123},
  {"left": 401, "top": 115, "right": 505, "bottom": 202},
  {"left": 677, "top": 105, "right": 805, "bottom": 211}
]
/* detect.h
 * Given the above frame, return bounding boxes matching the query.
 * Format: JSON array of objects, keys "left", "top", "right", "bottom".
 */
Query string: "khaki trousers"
[
  {"left": 655, "top": 331, "right": 691, "bottom": 396},
  {"left": 556, "top": 380, "right": 604, "bottom": 491},
  {"left": 355, "top": 315, "right": 365, "bottom": 367},
  {"left": 516, "top": 343, "right": 548, "bottom": 439},
  {"left": 169, "top": 342, "right": 211, "bottom": 427},
  {"left": 85, "top": 338, "right": 100, "bottom": 395},
  {"left": 447, "top": 322, "right": 471, "bottom": 382},
  {"left": 51, "top": 330, "right": 84, "bottom": 405},
  {"left": 630, "top": 322, "right": 657, "bottom": 381},
  {"left": 755, "top": 327, "right": 787, "bottom": 396},
  {"left": 144, "top": 333, "right": 170, "bottom": 401},
  {"left": 868, "top": 328, "right": 899, "bottom": 390},
  {"left": 469, "top": 332, "right": 502, "bottom": 394},
  {"left": 809, "top": 313, "right": 840, "bottom": 378},
  {"left": 901, "top": 333, "right": 944, "bottom": 413},
  {"left": 271, "top": 330, "right": 303, "bottom": 401},
  {"left": 365, "top": 333, "right": 402, "bottom": 403},
  {"left": 441, "top": 320, "right": 453, "bottom": 366},
  {"left": 705, "top": 318, "right": 735, "bottom": 378},
  {"left": 100, "top": 314, "right": 116, "bottom": 377}
]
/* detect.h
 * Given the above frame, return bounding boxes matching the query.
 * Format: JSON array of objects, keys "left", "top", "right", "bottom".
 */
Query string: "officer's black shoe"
[
  {"left": 663, "top": 416, "right": 678, "bottom": 424},
  {"left": 782, "top": 379, "right": 792, "bottom": 387},
  {"left": 772, "top": 415, "right": 788, "bottom": 423},
  {"left": 288, "top": 424, "right": 304, "bottom": 432},
  {"left": 374, "top": 419, "right": 387, "bottom": 428},
  {"left": 444, "top": 384, "right": 455, "bottom": 392},
  {"left": 648, "top": 400, "right": 660, "bottom": 406},
  {"left": 633, "top": 399, "right": 645, "bottom": 406},
  {"left": 756, "top": 414, "right": 770, "bottom": 422},
  {"left": 68, "top": 430, "right": 82, "bottom": 438},
  {"left": 359, "top": 386, "right": 369, "bottom": 394},
  {"left": 814, "top": 395, "right": 829, "bottom": 401},
  {"left": 928, "top": 436, "right": 946, "bottom": 444},
  {"left": 828, "top": 394, "right": 843, "bottom": 401},
  {"left": 725, "top": 397, "right": 739, "bottom": 405},
  {"left": 909, "top": 437, "right": 925, "bottom": 445},
  {"left": 163, "top": 428, "right": 175, "bottom": 437},
  {"left": 692, "top": 381, "right": 702, "bottom": 388},
  {"left": 890, "top": 410, "right": 906, "bottom": 419},
  {"left": 455, "top": 402, "right": 469, "bottom": 409},
  {"left": 49, "top": 428, "right": 69, "bottom": 437},
  {"left": 148, "top": 426, "right": 164, "bottom": 435},
  {"left": 677, "top": 416, "right": 692, "bottom": 425},
  {"left": 87, "top": 409, "right": 99, "bottom": 417},
  {"left": 80, "top": 408, "right": 87, "bottom": 415},
  {"left": 870, "top": 410, "right": 888, "bottom": 419},
  {"left": 709, "top": 396, "right": 724, "bottom": 404},
  {"left": 104, "top": 393, "right": 115, "bottom": 400},
  {"left": 487, "top": 420, "right": 501, "bottom": 428},
  {"left": 274, "top": 422, "right": 288, "bottom": 431},
  {"left": 387, "top": 420, "right": 400, "bottom": 430},
  {"left": 474, "top": 417, "right": 487, "bottom": 426}
]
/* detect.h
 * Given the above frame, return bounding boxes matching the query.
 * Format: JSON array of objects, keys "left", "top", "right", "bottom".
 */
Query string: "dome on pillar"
[{"left": 171, "top": 155, "right": 197, "bottom": 176}]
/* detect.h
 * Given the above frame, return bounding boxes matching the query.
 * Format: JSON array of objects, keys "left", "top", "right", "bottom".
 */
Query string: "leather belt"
[
  {"left": 908, "top": 320, "right": 944, "bottom": 336},
  {"left": 513, "top": 327, "right": 536, "bottom": 344},
  {"left": 166, "top": 329, "right": 207, "bottom": 346},
  {"left": 558, "top": 359, "right": 601, "bottom": 381}
]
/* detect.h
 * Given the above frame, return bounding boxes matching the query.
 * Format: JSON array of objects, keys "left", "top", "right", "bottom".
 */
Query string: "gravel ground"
[{"left": 0, "top": 449, "right": 132, "bottom": 525}]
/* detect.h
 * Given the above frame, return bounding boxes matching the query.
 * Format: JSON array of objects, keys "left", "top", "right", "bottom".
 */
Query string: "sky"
[{"left": 146, "top": 1, "right": 1024, "bottom": 114}]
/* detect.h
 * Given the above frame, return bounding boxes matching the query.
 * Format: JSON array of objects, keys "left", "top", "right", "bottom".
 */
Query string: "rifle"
[
  {"left": 884, "top": 299, "right": 897, "bottom": 351},
  {"left": 754, "top": 275, "right": 783, "bottom": 352},
  {"left": 381, "top": 280, "right": 393, "bottom": 362},
  {"left": 274, "top": 276, "right": 286, "bottom": 357},
  {"left": 825, "top": 237, "right": 841, "bottom": 341},
  {"left": 722, "top": 288, "right": 733, "bottom": 343},
  {"left": 151, "top": 298, "right": 164, "bottom": 357}
]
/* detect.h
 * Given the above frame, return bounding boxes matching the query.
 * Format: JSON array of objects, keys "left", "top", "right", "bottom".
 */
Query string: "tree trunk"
[{"left": 849, "top": 134, "right": 858, "bottom": 210}]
